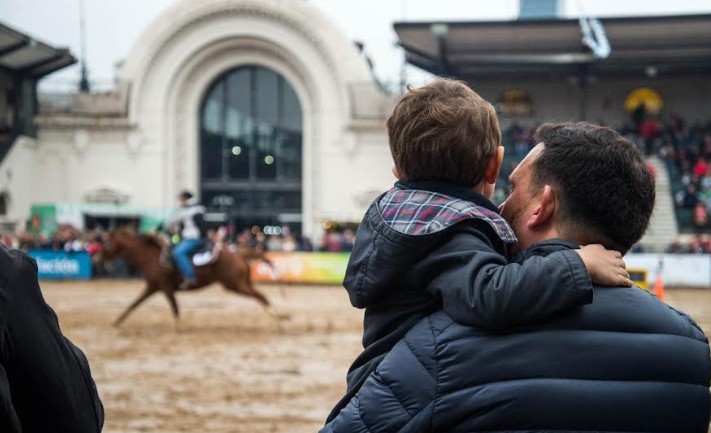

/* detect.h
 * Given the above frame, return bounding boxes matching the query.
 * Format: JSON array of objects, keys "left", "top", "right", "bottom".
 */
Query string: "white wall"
[
  {"left": 0, "top": 136, "right": 36, "bottom": 227},
  {"left": 627, "top": 253, "right": 711, "bottom": 288},
  {"left": 318, "top": 127, "right": 394, "bottom": 222},
  {"left": 118, "top": 0, "right": 388, "bottom": 239},
  {"left": 33, "top": 128, "right": 163, "bottom": 208}
]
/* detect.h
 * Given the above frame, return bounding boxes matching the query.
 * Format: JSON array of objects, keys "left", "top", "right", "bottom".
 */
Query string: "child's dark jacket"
[{"left": 326, "top": 180, "right": 593, "bottom": 422}]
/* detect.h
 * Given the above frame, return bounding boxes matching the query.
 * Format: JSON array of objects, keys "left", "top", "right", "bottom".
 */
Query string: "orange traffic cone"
[{"left": 653, "top": 273, "right": 666, "bottom": 301}]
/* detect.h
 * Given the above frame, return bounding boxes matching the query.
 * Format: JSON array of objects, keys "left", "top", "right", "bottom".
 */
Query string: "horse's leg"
[
  {"left": 264, "top": 258, "right": 286, "bottom": 298},
  {"left": 113, "top": 285, "right": 157, "bottom": 327},
  {"left": 232, "top": 276, "right": 292, "bottom": 322},
  {"left": 162, "top": 287, "right": 181, "bottom": 331}
]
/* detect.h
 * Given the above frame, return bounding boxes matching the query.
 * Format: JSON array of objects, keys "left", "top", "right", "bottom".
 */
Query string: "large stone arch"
[{"left": 117, "top": 0, "right": 375, "bottom": 237}]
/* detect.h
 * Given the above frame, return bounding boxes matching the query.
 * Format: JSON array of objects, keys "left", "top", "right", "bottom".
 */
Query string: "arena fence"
[{"left": 24, "top": 250, "right": 711, "bottom": 288}]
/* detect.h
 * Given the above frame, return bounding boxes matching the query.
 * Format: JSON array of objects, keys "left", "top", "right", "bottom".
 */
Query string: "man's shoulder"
[
  {"left": 410, "top": 286, "right": 708, "bottom": 346},
  {"left": 607, "top": 286, "right": 707, "bottom": 341},
  {"left": 534, "top": 286, "right": 709, "bottom": 343},
  {"left": 0, "top": 245, "right": 35, "bottom": 287}
]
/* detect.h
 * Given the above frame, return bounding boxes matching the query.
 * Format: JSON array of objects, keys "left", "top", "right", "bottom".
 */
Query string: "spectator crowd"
[
  {"left": 493, "top": 114, "right": 711, "bottom": 236},
  {"left": 0, "top": 223, "right": 356, "bottom": 279}
]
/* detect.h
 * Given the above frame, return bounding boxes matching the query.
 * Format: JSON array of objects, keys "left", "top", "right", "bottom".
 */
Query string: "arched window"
[{"left": 199, "top": 66, "right": 303, "bottom": 234}]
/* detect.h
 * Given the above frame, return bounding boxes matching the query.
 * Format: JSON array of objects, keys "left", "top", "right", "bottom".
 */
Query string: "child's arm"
[
  {"left": 420, "top": 228, "right": 629, "bottom": 329},
  {"left": 576, "top": 243, "right": 633, "bottom": 287}
]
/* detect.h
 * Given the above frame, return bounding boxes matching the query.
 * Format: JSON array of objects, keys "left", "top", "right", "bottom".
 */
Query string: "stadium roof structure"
[
  {"left": 394, "top": 14, "right": 711, "bottom": 81},
  {"left": 0, "top": 21, "right": 76, "bottom": 78}
]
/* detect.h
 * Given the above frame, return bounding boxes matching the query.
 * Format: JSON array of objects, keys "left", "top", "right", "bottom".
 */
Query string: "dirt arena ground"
[{"left": 42, "top": 280, "right": 711, "bottom": 433}]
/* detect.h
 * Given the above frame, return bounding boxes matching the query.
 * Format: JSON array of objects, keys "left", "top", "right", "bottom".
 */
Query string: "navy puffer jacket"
[
  {"left": 327, "top": 181, "right": 593, "bottom": 422},
  {"left": 323, "top": 240, "right": 711, "bottom": 433}
]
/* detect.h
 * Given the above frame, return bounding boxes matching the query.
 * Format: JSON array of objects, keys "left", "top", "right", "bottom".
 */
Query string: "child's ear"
[
  {"left": 392, "top": 166, "right": 402, "bottom": 179},
  {"left": 484, "top": 146, "right": 504, "bottom": 184}
]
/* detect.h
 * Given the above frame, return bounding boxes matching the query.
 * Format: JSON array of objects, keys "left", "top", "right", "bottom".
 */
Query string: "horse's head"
[{"left": 101, "top": 226, "right": 137, "bottom": 260}]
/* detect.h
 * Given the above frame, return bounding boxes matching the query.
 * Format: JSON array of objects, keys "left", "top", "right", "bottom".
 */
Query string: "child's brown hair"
[{"left": 387, "top": 78, "right": 501, "bottom": 187}]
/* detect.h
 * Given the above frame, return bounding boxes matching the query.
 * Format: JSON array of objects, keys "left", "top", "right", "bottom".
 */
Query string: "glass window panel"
[
  {"left": 255, "top": 69, "right": 279, "bottom": 126},
  {"left": 256, "top": 123, "right": 277, "bottom": 179},
  {"left": 200, "top": 82, "right": 224, "bottom": 180},
  {"left": 232, "top": 190, "right": 253, "bottom": 212},
  {"left": 200, "top": 66, "right": 303, "bottom": 224},
  {"left": 281, "top": 80, "right": 302, "bottom": 132},
  {"left": 280, "top": 132, "right": 302, "bottom": 180},
  {"left": 254, "top": 69, "right": 279, "bottom": 180},
  {"left": 202, "top": 82, "right": 223, "bottom": 134},
  {"left": 226, "top": 69, "right": 252, "bottom": 179}
]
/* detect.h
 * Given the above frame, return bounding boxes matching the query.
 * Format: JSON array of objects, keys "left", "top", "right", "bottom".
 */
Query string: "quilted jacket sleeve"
[
  {"left": 322, "top": 317, "right": 438, "bottom": 433},
  {"left": 421, "top": 228, "right": 592, "bottom": 329}
]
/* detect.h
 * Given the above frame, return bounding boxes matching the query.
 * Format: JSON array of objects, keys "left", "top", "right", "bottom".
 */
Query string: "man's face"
[{"left": 499, "top": 143, "right": 544, "bottom": 256}]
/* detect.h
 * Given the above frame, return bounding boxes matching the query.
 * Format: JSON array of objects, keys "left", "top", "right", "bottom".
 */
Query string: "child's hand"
[{"left": 576, "top": 244, "right": 633, "bottom": 287}]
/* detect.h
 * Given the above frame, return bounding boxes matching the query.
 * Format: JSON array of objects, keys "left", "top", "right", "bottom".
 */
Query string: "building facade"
[{"left": 4, "top": 0, "right": 396, "bottom": 239}]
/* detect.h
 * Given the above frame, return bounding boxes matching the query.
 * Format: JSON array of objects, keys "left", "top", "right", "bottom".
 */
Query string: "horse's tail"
[
  {"left": 239, "top": 249, "right": 281, "bottom": 280},
  {"left": 240, "top": 249, "right": 272, "bottom": 265}
]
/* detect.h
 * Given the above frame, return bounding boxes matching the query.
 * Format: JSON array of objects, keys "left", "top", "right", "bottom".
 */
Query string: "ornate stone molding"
[{"left": 130, "top": 0, "right": 352, "bottom": 102}]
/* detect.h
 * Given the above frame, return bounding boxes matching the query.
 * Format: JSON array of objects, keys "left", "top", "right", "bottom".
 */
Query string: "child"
[{"left": 326, "top": 78, "right": 630, "bottom": 422}]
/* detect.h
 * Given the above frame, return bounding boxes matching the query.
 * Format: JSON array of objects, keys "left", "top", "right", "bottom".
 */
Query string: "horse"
[{"left": 102, "top": 227, "right": 284, "bottom": 327}]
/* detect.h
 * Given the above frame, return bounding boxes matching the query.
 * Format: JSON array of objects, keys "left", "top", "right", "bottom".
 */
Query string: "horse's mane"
[{"left": 136, "top": 233, "right": 166, "bottom": 250}]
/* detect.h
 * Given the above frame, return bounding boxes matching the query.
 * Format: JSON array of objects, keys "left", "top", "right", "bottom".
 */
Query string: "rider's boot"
[{"left": 178, "top": 278, "right": 196, "bottom": 291}]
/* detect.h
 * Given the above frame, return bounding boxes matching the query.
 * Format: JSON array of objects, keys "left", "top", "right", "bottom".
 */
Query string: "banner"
[
  {"left": 248, "top": 252, "right": 711, "bottom": 288},
  {"left": 625, "top": 253, "right": 711, "bottom": 288},
  {"left": 27, "top": 250, "right": 92, "bottom": 280},
  {"left": 28, "top": 204, "right": 57, "bottom": 236},
  {"left": 251, "top": 252, "right": 349, "bottom": 284}
]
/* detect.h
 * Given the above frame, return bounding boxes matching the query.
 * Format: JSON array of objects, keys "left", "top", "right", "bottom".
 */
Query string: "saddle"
[
  {"left": 159, "top": 241, "right": 221, "bottom": 269},
  {"left": 192, "top": 241, "right": 220, "bottom": 266}
]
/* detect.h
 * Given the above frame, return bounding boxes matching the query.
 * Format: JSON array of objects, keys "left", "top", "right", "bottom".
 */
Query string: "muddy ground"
[{"left": 42, "top": 280, "right": 711, "bottom": 433}]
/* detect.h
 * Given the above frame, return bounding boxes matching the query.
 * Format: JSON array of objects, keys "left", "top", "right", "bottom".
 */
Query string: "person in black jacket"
[
  {"left": 326, "top": 79, "right": 631, "bottom": 421},
  {"left": 323, "top": 122, "right": 710, "bottom": 433},
  {"left": 0, "top": 245, "right": 104, "bottom": 433}
]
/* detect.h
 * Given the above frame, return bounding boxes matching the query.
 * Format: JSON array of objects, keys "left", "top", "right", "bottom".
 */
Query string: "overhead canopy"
[
  {"left": 0, "top": 21, "right": 76, "bottom": 78},
  {"left": 394, "top": 14, "right": 711, "bottom": 81}
]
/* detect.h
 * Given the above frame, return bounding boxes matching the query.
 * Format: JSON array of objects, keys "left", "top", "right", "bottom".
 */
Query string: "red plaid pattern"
[{"left": 377, "top": 188, "right": 517, "bottom": 243}]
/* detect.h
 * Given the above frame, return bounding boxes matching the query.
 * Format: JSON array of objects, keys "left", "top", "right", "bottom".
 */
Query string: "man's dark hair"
[
  {"left": 179, "top": 191, "right": 193, "bottom": 200},
  {"left": 386, "top": 78, "right": 501, "bottom": 187},
  {"left": 532, "top": 122, "right": 655, "bottom": 254}
]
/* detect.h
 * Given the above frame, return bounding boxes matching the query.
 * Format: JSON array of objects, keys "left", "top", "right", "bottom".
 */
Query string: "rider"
[{"left": 162, "top": 191, "right": 207, "bottom": 290}]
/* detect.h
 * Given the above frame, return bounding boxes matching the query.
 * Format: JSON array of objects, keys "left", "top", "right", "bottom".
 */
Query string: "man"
[
  {"left": 0, "top": 245, "right": 104, "bottom": 432},
  {"left": 323, "top": 122, "right": 710, "bottom": 433},
  {"left": 163, "top": 191, "right": 207, "bottom": 290}
]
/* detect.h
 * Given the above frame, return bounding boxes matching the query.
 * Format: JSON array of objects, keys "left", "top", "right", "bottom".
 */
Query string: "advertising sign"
[
  {"left": 27, "top": 250, "right": 92, "bottom": 280},
  {"left": 251, "top": 252, "right": 349, "bottom": 284}
]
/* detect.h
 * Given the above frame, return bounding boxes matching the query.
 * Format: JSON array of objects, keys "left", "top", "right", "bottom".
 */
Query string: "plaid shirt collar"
[
  {"left": 378, "top": 181, "right": 517, "bottom": 243},
  {"left": 396, "top": 180, "right": 499, "bottom": 213}
]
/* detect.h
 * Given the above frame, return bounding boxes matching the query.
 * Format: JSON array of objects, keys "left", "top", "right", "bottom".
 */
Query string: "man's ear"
[
  {"left": 392, "top": 165, "right": 402, "bottom": 180},
  {"left": 484, "top": 146, "right": 505, "bottom": 184},
  {"left": 527, "top": 185, "right": 555, "bottom": 229}
]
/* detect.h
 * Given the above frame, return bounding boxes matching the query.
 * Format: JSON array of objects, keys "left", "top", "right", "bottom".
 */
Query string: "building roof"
[
  {"left": 394, "top": 14, "right": 711, "bottom": 81},
  {"left": 0, "top": 21, "right": 76, "bottom": 78}
]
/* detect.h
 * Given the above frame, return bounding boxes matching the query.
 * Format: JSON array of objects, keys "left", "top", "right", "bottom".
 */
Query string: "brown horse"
[{"left": 103, "top": 228, "right": 283, "bottom": 327}]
